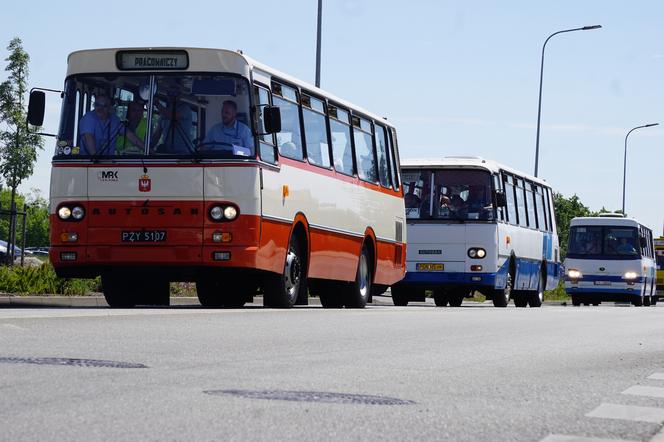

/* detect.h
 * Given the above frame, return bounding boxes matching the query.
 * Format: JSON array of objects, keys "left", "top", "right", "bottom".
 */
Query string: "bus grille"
[{"left": 395, "top": 220, "right": 403, "bottom": 243}]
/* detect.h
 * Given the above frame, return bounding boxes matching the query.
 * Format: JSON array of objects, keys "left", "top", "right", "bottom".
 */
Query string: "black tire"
[
  {"left": 390, "top": 286, "right": 409, "bottom": 306},
  {"left": 344, "top": 244, "right": 372, "bottom": 308},
  {"left": 528, "top": 271, "right": 544, "bottom": 308},
  {"left": 448, "top": 294, "right": 464, "bottom": 307},
  {"left": 264, "top": 234, "right": 305, "bottom": 308},
  {"left": 196, "top": 278, "right": 224, "bottom": 307},
  {"left": 592, "top": 302, "right": 599, "bottom": 306},
  {"left": 644, "top": 295, "right": 652, "bottom": 307},
  {"left": 513, "top": 292, "right": 527, "bottom": 307},
  {"left": 102, "top": 273, "right": 136, "bottom": 308},
  {"left": 315, "top": 281, "right": 344, "bottom": 308},
  {"left": 632, "top": 296, "right": 643, "bottom": 307},
  {"left": 571, "top": 295, "right": 582, "bottom": 307},
  {"left": 142, "top": 280, "right": 171, "bottom": 306},
  {"left": 493, "top": 272, "right": 512, "bottom": 307},
  {"left": 433, "top": 289, "right": 449, "bottom": 307}
]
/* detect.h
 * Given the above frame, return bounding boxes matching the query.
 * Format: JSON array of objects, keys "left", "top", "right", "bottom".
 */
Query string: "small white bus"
[
  {"left": 391, "top": 157, "right": 561, "bottom": 307},
  {"left": 564, "top": 215, "right": 656, "bottom": 306}
]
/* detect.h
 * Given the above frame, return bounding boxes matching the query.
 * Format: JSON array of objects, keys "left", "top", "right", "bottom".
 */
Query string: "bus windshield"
[
  {"left": 56, "top": 74, "right": 255, "bottom": 160},
  {"left": 568, "top": 226, "right": 640, "bottom": 258},
  {"left": 402, "top": 168, "right": 494, "bottom": 221}
]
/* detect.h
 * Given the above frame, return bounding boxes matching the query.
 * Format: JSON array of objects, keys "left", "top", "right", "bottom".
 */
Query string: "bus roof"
[
  {"left": 400, "top": 156, "right": 551, "bottom": 187},
  {"left": 66, "top": 47, "right": 393, "bottom": 128},
  {"left": 570, "top": 216, "right": 649, "bottom": 230}
]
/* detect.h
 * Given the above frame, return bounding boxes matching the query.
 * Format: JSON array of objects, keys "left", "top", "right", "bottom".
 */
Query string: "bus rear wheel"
[
  {"left": 102, "top": 273, "right": 136, "bottom": 308},
  {"left": 390, "top": 286, "right": 409, "bottom": 306},
  {"left": 343, "top": 244, "right": 372, "bottom": 308},
  {"left": 264, "top": 234, "right": 305, "bottom": 308},
  {"left": 448, "top": 290, "right": 465, "bottom": 307},
  {"left": 528, "top": 271, "right": 544, "bottom": 307},
  {"left": 513, "top": 292, "right": 527, "bottom": 307},
  {"left": 433, "top": 289, "right": 449, "bottom": 307},
  {"left": 571, "top": 295, "right": 582, "bottom": 306}
]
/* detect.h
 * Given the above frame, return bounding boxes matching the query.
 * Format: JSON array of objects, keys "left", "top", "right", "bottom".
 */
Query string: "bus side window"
[
  {"left": 328, "top": 105, "right": 354, "bottom": 176},
  {"left": 389, "top": 128, "right": 401, "bottom": 190},
  {"left": 493, "top": 174, "right": 504, "bottom": 221},
  {"left": 544, "top": 187, "right": 555, "bottom": 233},
  {"left": 515, "top": 178, "right": 527, "bottom": 227},
  {"left": 503, "top": 174, "right": 517, "bottom": 225},
  {"left": 272, "top": 82, "right": 304, "bottom": 161},
  {"left": 374, "top": 124, "right": 391, "bottom": 188},
  {"left": 352, "top": 115, "right": 378, "bottom": 183},
  {"left": 255, "top": 85, "right": 277, "bottom": 164},
  {"left": 525, "top": 183, "right": 537, "bottom": 229},
  {"left": 301, "top": 94, "right": 331, "bottom": 169}
]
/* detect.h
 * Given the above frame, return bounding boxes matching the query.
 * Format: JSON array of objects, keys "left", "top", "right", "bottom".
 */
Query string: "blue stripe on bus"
[
  {"left": 401, "top": 271, "right": 497, "bottom": 286},
  {"left": 565, "top": 287, "right": 643, "bottom": 296},
  {"left": 564, "top": 275, "right": 645, "bottom": 283}
]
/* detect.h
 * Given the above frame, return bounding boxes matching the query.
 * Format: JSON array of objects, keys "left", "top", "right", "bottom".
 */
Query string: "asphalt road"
[{"left": 2, "top": 300, "right": 664, "bottom": 442}]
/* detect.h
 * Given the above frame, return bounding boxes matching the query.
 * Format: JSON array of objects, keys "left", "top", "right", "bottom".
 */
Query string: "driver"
[{"left": 202, "top": 100, "right": 254, "bottom": 150}]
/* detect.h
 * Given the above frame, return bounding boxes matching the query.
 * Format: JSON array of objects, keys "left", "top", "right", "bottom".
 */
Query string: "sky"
[{"left": 1, "top": 0, "right": 662, "bottom": 234}]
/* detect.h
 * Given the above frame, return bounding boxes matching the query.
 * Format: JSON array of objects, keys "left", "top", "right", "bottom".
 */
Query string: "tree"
[
  {"left": 553, "top": 193, "right": 591, "bottom": 259},
  {"left": 0, "top": 37, "right": 44, "bottom": 263}
]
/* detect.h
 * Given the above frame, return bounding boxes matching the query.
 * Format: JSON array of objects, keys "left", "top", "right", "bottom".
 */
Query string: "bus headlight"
[
  {"left": 467, "top": 248, "right": 486, "bottom": 259},
  {"left": 223, "top": 206, "right": 238, "bottom": 220},
  {"left": 71, "top": 206, "right": 85, "bottom": 220},
  {"left": 623, "top": 271, "right": 638, "bottom": 280},
  {"left": 567, "top": 269, "right": 582, "bottom": 279},
  {"left": 209, "top": 206, "right": 224, "bottom": 221},
  {"left": 58, "top": 206, "right": 72, "bottom": 220}
]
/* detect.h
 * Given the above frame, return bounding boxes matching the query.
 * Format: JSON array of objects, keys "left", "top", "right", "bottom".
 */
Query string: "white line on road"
[
  {"left": 648, "top": 373, "right": 664, "bottom": 381},
  {"left": 540, "top": 435, "right": 637, "bottom": 442},
  {"left": 586, "top": 403, "right": 664, "bottom": 423},
  {"left": 622, "top": 385, "right": 664, "bottom": 399}
]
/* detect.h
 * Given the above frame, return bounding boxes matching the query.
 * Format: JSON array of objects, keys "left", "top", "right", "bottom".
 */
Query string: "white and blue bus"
[
  {"left": 391, "top": 157, "right": 561, "bottom": 307},
  {"left": 564, "top": 215, "right": 656, "bottom": 306}
]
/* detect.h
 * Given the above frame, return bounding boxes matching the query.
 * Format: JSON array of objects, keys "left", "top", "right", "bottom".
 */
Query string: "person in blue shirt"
[
  {"left": 79, "top": 94, "right": 144, "bottom": 155},
  {"left": 202, "top": 100, "right": 254, "bottom": 153}
]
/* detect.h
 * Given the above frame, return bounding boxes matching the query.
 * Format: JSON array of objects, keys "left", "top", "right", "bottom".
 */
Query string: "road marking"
[
  {"left": 622, "top": 385, "right": 664, "bottom": 398},
  {"left": 540, "top": 435, "right": 636, "bottom": 442},
  {"left": 648, "top": 373, "right": 664, "bottom": 381},
  {"left": 586, "top": 403, "right": 664, "bottom": 423}
]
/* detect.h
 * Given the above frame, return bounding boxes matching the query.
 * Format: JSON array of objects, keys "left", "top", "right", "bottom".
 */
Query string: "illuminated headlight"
[
  {"left": 623, "top": 272, "right": 638, "bottom": 280},
  {"left": 210, "top": 206, "right": 223, "bottom": 221},
  {"left": 467, "top": 248, "right": 486, "bottom": 259},
  {"left": 58, "top": 206, "right": 72, "bottom": 220},
  {"left": 476, "top": 249, "right": 486, "bottom": 258},
  {"left": 567, "top": 269, "right": 582, "bottom": 279},
  {"left": 71, "top": 206, "right": 85, "bottom": 220},
  {"left": 223, "top": 206, "right": 238, "bottom": 220}
]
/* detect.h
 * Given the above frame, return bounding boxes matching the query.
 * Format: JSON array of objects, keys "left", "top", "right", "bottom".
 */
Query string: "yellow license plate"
[{"left": 416, "top": 263, "right": 444, "bottom": 271}]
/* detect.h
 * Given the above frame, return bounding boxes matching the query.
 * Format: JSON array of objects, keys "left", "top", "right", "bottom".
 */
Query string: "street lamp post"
[
  {"left": 622, "top": 123, "right": 659, "bottom": 215},
  {"left": 315, "top": 0, "right": 322, "bottom": 88},
  {"left": 534, "top": 25, "right": 602, "bottom": 177}
]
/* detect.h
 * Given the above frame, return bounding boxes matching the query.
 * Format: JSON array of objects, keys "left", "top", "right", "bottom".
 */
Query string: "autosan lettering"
[
  {"left": 97, "top": 170, "right": 119, "bottom": 182},
  {"left": 91, "top": 207, "right": 200, "bottom": 216}
]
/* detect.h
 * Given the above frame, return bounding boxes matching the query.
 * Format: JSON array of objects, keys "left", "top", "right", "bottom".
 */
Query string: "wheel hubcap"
[
  {"left": 284, "top": 250, "right": 300, "bottom": 300},
  {"left": 358, "top": 253, "right": 369, "bottom": 298}
]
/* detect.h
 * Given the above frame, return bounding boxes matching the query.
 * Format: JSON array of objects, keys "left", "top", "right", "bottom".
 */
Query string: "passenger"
[
  {"left": 202, "top": 100, "right": 254, "bottom": 151},
  {"left": 616, "top": 237, "right": 637, "bottom": 255},
  {"left": 404, "top": 185, "right": 421, "bottom": 208},
  {"left": 116, "top": 100, "right": 148, "bottom": 154},
  {"left": 79, "top": 94, "right": 143, "bottom": 155}
]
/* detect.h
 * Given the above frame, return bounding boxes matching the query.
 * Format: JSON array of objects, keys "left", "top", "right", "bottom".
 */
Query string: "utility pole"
[{"left": 315, "top": 0, "right": 323, "bottom": 88}]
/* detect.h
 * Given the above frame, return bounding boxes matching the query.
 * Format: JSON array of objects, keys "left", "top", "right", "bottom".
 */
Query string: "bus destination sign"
[{"left": 116, "top": 51, "right": 189, "bottom": 71}]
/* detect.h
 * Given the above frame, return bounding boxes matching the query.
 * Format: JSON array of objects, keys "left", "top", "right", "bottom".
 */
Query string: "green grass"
[{"left": 0, "top": 263, "right": 100, "bottom": 296}]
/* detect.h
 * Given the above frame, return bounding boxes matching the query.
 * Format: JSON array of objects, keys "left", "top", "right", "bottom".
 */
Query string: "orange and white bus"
[{"left": 29, "top": 47, "right": 406, "bottom": 308}]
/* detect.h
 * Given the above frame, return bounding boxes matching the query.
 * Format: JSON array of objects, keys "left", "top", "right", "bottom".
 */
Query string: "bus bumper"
[{"left": 398, "top": 271, "right": 497, "bottom": 288}]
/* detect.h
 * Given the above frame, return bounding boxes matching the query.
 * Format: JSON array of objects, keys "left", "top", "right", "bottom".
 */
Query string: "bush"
[{"left": 0, "top": 263, "right": 99, "bottom": 295}]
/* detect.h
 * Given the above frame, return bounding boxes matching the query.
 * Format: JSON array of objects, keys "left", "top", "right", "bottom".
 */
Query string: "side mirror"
[
  {"left": 27, "top": 91, "right": 46, "bottom": 126},
  {"left": 262, "top": 106, "right": 281, "bottom": 134},
  {"left": 495, "top": 191, "right": 507, "bottom": 207}
]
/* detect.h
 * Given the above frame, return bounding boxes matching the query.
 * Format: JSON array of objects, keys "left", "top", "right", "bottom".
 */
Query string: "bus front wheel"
[
  {"left": 343, "top": 244, "right": 372, "bottom": 308},
  {"left": 264, "top": 234, "right": 306, "bottom": 308},
  {"left": 391, "top": 286, "right": 409, "bottom": 306},
  {"left": 493, "top": 272, "right": 512, "bottom": 307}
]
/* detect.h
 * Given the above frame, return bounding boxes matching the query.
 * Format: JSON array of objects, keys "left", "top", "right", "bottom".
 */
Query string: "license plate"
[
  {"left": 416, "top": 263, "right": 444, "bottom": 271},
  {"left": 594, "top": 281, "right": 611, "bottom": 286},
  {"left": 121, "top": 230, "right": 167, "bottom": 243}
]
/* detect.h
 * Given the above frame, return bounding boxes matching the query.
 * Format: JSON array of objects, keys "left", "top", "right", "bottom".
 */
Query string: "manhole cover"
[
  {"left": 204, "top": 389, "right": 415, "bottom": 405},
  {"left": 0, "top": 356, "right": 148, "bottom": 369}
]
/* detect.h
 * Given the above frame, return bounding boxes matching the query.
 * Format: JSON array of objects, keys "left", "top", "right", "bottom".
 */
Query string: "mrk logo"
[
  {"left": 97, "top": 170, "right": 119, "bottom": 182},
  {"left": 139, "top": 174, "right": 152, "bottom": 192}
]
